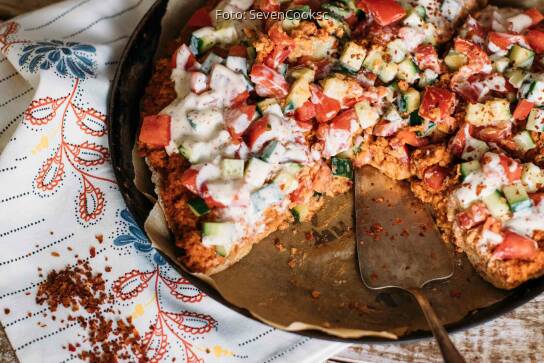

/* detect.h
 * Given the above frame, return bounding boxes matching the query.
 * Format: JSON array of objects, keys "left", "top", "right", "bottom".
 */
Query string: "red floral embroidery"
[
  {"left": 113, "top": 267, "right": 216, "bottom": 363},
  {"left": 27, "top": 79, "right": 115, "bottom": 222},
  {"left": 0, "top": 22, "right": 28, "bottom": 53}
]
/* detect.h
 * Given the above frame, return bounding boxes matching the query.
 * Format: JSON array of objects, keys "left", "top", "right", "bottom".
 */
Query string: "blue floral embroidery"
[
  {"left": 19, "top": 40, "right": 96, "bottom": 79},
  {"left": 115, "top": 209, "right": 166, "bottom": 265}
]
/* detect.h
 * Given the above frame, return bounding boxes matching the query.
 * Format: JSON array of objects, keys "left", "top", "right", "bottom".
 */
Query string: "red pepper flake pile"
[{"left": 35, "top": 261, "right": 146, "bottom": 362}]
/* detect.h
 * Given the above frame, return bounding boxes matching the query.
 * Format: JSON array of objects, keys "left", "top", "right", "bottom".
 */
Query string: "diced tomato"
[
  {"left": 525, "top": 8, "right": 544, "bottom": 26},
  {"left": 476, "top": 123, "right": 512, "bottom": 143},
  {"left": 419, "top": 86, "right": 457, "bottom": 123},
  {"left": 224, "top": 104, "right": 256, "bottom": 139},
  {"left": 170, "top": 44, "right": 197, "bottom": 70},
  {"left": 139, "top": 114, "right": 171, "bottom": 147},
  {"left": 457, "top": 202, "right": 490, "bottom": 230},
  {"left": 488, "top": 32, "right": 524, "bottom": 50},
  {"left": 265, "top": 23, "right": 295, "bottom": 68},
  {"left": 187, "top": 7, "right": 212, "bottom": 27},
  {"left": 526, "top": 30, "right": 544, "bottom": 54},
  {"left": 180, "top": 168, "right": 199, "bottom": 194},
  {"left": 244, "top": 116, "right": 272, "bottom": 151},
  {"left": 249, "top": 64, "right": 289, "bottom": 98},
  {"left": 530, "top": 192, "right": 544, "bottom": 205},
  {"left": 331, "top": 109, "right": 357, "bottom": 131},
  {"left": 298, "top": 57, "right": 332, "bottom": 79},
  {"left": 493, "top": 230, "right": 539, "bottom": 261},
  {"left": 228, "top": 44, "right": 247, "bottom": 57},
  {"left": 513, "top": 100, "right": 535, "bottom": 120},
  {"left": 394, "top": 129, "right": 429, "bottom": 147},
  {"left": 423, "top": 165, "right": 448, "bottom": 191},
  {"left": 310, "top": 84, "right": 341, "bottom": 123},
  {"left": 454, "top": 38, "right": 491, "bottom": 75},
  {"left": 464, "top": 16, "right": 486, "bottom": 44},
  {"left": 230, "top": 91, "right": 250, "bottom": 107},
  {"left": 256, "top": 0, "right": 280, "bottom": 12},
  {"left": 414, "top": 44, "right": 441, "bottom": 73},
  {"left": 499, "top": 154, "right": 522, "bottom": 183},
  {"left": 448, "top": 124, "right": 470, "bottom": 158},
  {"left": 295, "top": 100, "right": 316, "bottom": 122},
  {"left": 372, "top": 120, "right": 401, "bottom": 137},
  {"left": 356, "top": 0, "right": 406, "bottom": 26}
]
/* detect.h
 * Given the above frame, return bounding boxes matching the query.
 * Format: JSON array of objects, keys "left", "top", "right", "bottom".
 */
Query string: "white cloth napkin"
[{"left": 0, "top": 0, "right": 347, "bottom": 361}]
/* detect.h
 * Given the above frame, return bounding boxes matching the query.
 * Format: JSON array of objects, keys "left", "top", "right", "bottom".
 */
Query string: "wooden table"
[{"left": 1, "top": 1, "right": 543, "bottom": 362}]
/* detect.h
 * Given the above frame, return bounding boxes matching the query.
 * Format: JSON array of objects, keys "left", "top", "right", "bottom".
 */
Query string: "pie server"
[{"left": 354, "top": 165, "right": 465, "bottom": 363}]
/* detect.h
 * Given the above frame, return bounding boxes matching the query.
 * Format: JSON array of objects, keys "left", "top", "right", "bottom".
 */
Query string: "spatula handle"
[{"left": 409, "top": 288, "right": 466, "bottom": 363}]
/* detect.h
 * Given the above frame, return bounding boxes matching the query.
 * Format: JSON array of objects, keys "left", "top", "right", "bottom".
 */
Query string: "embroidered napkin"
[{"left": 0, "top": 0, "right": 347, "bottom": 361}]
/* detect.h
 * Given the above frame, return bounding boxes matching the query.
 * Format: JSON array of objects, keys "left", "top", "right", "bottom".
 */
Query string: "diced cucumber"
[
  {"left": 507, "top": 69, "right": 527, "bottom": 88},
  {"left": 261, "top": 140, "right": 286, "bottom": 163},
  {"left": 378, "top": 62, "right": 398, "bottom": 83},
  {"left": 200, "top": 53, "right": 224, "bottom": 74},
  {"left": 363, "top": 48, "right": 385, "bottom": 74},
  {"left": 465, "top": 99, "right": 511, "bottom": 126},
  {"left": 187, "top": 197, "right": 210, "bottom": 216},
  {"left": 482, "top": 191, "right": 511, "bottom": 220},
  {"left": 251, "top": 183, "right": 283, "bottom": 213},
  {"left": 513, "top": 130, "right": 536, "bottom": 152},
  {"left": 409, "top": 111, "right": 423, "bottom": 126},
  {"left": 202, "top": 222, "right": 234, "bottom": 238},
  {"left": 398, "top": 88, "right": 421, "bottom": 114},
  {"left": 214, "top": 22, "right": 238, "bottom": 44},
  {"left": 521, "top": 162, "right": 544, "bottom": 192},
  {"left": 461, "top": 136, "right": 488, "bottom": 161},
  {"left": 274, "top": 171, "right": 299, "bottom": 194},
  {"left": 284, "top": 5, "right": 310, "bottom": 29},
  {"left": 460, "top": 160, "right": 481, "bottom": 180},
  {"left": 418, "top": 69, "right": 438, "bottom": 88},
  {"left": 225, "top": 56, "right": 247, "bottom": 74},
  {"left": 384, "top": 106, "right": 403, "bottom": 123},
  {"left": 291, "top": 204, "right": 309, "bottom": 223},
  {"left": 245, "top": 157, "right": 272, "bottom": 188},
  {"left": 331, "top": 157, "right": 353, "bottom": 179},
  {"left": 221, "top": 158, "right": 244, "bottom": 180},
  {"left": 387, "top": 39, "right": 407, "bottom": 64},
  {"left": 214, "top": 245, "right": 230, "bottom": 257},
  {"left": 404, "top": 9, "right": 423, "bottom": 27},
  {"left": 522, "top": 78, "right": 544, "bottom": 106},
  {"left": 339, "top": 41, "right": 367, "bottom": 72},
  {"left": 414, "top": 5, "right": 426, "bottom": 19},
  {"left": 416, "top": 120, "right": 436, "bottom": 137},
  {"left": 492, "top": 56, "right": 510, "bottom": 73},
  {"left": 527, "top": 107, "right": 544, "bottom": 132},
  {"left": 189, "top": 27, "right": 216, "bottom": 56},
  {"left": 444, "top": 51, "right": 467, "bottom": 71},
  {"left": 503, "top": 183, "right": 532, "bottom": 212},
  {"left": 186, "top": 108, "right": 223, "bottom": 136},
  {"left": 397, "top": 58, "right": 419, "bottom": 84},
  {"left": 257, "top": 98, "right": 283, "bottom": 117},
  {"left": 285, "top": 71, "right": 313, "bottom": 112},
  {"left": 509, "top": 45, "right": 535, "bottom": 69},
  {"left": 322, "top": 75, "right": 350, "bottom": 104},
  {"left": 321, "top": 2, "right": 353, "bottom": 19},
  {"left": 355, "top": 100, "right": 380, "bottom": 129},
  {"left": 282, "top": 162, "right": 302, "bottom": 175},
  {"left": 282, "top": 17, "right": 301, "bottom": 31}
]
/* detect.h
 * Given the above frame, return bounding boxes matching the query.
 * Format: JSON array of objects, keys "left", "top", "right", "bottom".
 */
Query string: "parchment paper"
[{"left": 132, "top": 0, "right": 513, "bottom": 339}]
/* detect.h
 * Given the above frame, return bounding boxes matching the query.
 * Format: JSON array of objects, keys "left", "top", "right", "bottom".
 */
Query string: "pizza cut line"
[{"left": 138, "top": 0, "right": 544, "bottom": 289}]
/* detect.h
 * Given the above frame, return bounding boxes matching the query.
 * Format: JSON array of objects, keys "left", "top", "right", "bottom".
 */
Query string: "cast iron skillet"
[{"left": 108, "top": 0, "right": 544, "bottom": 343}]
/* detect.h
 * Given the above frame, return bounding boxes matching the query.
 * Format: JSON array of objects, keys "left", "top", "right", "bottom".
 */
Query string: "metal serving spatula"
[{"left": 354, "top": 165, "right": 465, "bottom": 363}]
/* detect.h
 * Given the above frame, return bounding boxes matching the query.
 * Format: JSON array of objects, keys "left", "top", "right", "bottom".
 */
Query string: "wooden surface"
[{"left": 0, "top": 1, "right": 543, "bottom": 362}]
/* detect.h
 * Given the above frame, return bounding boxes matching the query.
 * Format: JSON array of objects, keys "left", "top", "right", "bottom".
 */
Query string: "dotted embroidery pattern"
[
  {"left": 0, "top": 87, "right": 33, "bottom": 108},
  {"left": 14, "top": 323, "right": 78, "bottom": 351},
  {"left": 0, "top": 233, "right": 74, "bottom": 266},
  {"left": 0, "top": 191, "right": 31, "bottom": 204},
  {"left": 0, "top": 218, "right": 45, "bottom": 238},
  {"left": 263, "top": 338, "right": 312, "bottom": 363},
  {"left": 238, "top": 328, "right": 275, "bottom": 346},
  {"left": 4, "top": 308, "right": 48, "bottom": 328}
]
